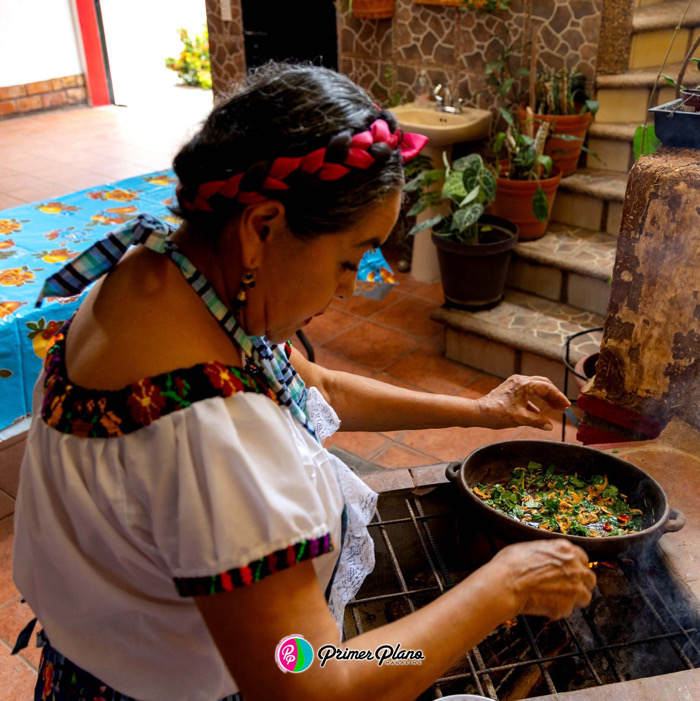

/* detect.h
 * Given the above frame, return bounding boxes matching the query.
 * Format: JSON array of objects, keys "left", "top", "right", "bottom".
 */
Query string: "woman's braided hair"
[{"left": 172, "top": 62, "right": 405, "bottom": 240}]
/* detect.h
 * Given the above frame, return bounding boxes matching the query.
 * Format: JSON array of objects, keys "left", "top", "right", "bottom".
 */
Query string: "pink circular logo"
[{"left": 275, "top": 634, "right": 314, "bottom": 673}]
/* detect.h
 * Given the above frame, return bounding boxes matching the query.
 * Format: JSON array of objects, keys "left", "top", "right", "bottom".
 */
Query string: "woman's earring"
[{"left": 234, "top": 269, "right": 256, "bottom": 311}]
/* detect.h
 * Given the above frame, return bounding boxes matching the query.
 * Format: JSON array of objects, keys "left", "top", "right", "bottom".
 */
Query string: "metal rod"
[
  {"left": 563, "top": 615, "right": 605, "bottom": 685},
  {"left": 405, "top": 498, "right": 446, "bottom": 594},
  {"left": 413, "top": 497, "right": 455, "bottom": 590},
  {"left": 518, "top": 615, "right": 559, "bottom": 695},
  {"left": 351, "top": 586, "right": 441, "bottom": 605},
  {"left": 620, "top": 559, "right": 698, "bottom": 668},
  {"left": 581, "top": 606, "right": 626, "bottom": 683},
  {"left": 374, "top": 506, "right": 417, "bottom": 615}
]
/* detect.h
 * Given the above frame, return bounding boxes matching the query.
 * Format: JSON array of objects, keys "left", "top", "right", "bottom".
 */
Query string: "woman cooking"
[{"left": 13, "top": 63, "right": 595, "bottom": 701}]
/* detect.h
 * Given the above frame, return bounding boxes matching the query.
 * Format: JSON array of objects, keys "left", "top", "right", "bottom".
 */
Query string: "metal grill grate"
[{"left": 343, "top": 485, "right": 700, "bottom": 700}]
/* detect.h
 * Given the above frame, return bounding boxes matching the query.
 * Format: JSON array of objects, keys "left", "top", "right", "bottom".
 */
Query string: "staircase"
[{"left": 432, "top": 0, "right": 700, "bottom": 397}]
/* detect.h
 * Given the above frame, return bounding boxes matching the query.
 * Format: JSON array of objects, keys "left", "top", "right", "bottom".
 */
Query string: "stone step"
[
  {"left": 508, "top": 222, "right": 617, "bottom": 316},
  {"left": 585, "top": 123, "right": 638, "bottom": 173},
  {"left": 630, "top": 29, "right": 697, "bottom": 71},
  {"left": 431, "top": 290, "right": 605, "bottom": 395},
  {"left": 633, "top": 0, "right": 700, "bottom": 32},
  {"left": 551, "top": 169, "right": 628, "bottom": 234}
]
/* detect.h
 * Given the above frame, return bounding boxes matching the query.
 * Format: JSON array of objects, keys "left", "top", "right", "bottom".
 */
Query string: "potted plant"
[
  {"left": 404, "top": 152, "right": 518, "bottom": 310},
  {"left": 490, "top": 106, "right": 562, "bottom": 241},
  {"left": 646, "top": 36, "right": 700, "bottom": 150},
  {"left": 519, "top": 67, "right": 600, "bottom": 176},
  {"left": 349, "top": 0, "right": 396, "bottom": 19}
]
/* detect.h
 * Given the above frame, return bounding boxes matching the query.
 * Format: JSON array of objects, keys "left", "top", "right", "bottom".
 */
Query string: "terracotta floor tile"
[
  {"left": 0, "top": 193, "right": 28, "bottom": 209},
  {"left": 411, "top": 281, "right": 445, "bottom": 303},
  {"left": 310, "top": 347, "right": 374, "bottom": 377},
  {"left": 378, "top": 429, "right": 409, "bottom": 441},
  {"left": 0, "top": 517, "right": 20, "bottom": 606},
  {"left": 368, "top": 295, "right": 443, "bottom": 340},
  {"left": 322, "top": 321, "right": 420, "bottom": 371},
  {"left": 0, "top": 643, "right": 37, "bottom": 700},
  {"left": 0, "top": 435, "right": 25, "bottom": 499},
  {"left": 330, "top": 288, "right": 405, "bottom": 317},
  {"left": 384, "top": 343, "right": 479, "bottom": 395},
  {"left": 0, "top": 493, "right": 14, "bottom": 521},
  {"left": 457, "top": 374, "right": 504, "bottom": 399},
  {"left": 390, "top": 270, "right": 431, "bottom": 295},
  {"left": 324, "top": 431, "right": 389, "bottom": 461},
  {"left": 372, "top": 443, "right": 439, "bottom": 468},
  {"left": 400, "top": 426, "right": 525, "bottom": 463},
  {"left": 302, "top": 309, "right": 360, "bottom": 346},
  {"left": 0, "top": 599, "right": 41, "bottom": 671}
]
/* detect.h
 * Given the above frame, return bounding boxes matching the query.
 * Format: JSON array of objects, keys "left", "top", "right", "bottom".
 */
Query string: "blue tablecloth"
[{"left": 0, "top": 170, "right": 396, "bottom": 433}]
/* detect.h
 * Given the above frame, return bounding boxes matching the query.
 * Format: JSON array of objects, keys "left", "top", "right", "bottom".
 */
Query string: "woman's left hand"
[{"left": 477, "top": 374, "right": 570, "bottom": 431}]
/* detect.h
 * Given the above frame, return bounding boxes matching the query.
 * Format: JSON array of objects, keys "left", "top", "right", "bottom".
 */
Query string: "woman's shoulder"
[{"left": 65, "top": 247, "right": 241, "bottom": 390}]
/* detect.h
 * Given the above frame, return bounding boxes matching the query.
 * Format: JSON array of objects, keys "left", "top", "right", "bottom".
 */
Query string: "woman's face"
[{"left": 250, "top": 190, "right": 402, "bottom": 343}]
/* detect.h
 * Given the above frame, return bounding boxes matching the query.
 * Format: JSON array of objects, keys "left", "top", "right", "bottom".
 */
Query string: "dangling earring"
[{"left": 234, "top": 269, "right": 256, "bottom": 311}]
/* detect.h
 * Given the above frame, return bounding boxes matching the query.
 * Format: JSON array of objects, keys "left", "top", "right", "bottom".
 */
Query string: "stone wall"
[
  {"left": 582, "top": 146, "right": 700, "bottom": 434},
  {"left": 204, "top": 0, "right": 604, "bottom": 106},
  {"left": 338, "top": 0, "right": 603, "bottom": 110}
]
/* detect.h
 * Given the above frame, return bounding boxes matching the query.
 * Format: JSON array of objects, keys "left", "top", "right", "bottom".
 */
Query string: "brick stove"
[{"left": 351, "top": 419, "right": 700, "bottom": 700}]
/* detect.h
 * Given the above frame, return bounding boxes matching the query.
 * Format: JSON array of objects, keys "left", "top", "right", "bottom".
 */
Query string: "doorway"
[
  {"left": 97, "top": 0, "right": 209, "bottom": 108},
  {"left": 241, "top": 0, "right": 338, "bottom": 71}
]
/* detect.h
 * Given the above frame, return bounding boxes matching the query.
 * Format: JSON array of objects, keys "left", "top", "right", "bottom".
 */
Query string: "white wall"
[
  {"left": 0, "top": 0, "right": 83, "bottom": 87},
  {"left": 99, "top": 0, "right": 207, "bottom": 106}
]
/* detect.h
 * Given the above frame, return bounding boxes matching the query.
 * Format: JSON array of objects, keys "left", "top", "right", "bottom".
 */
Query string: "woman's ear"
[{"left": 237, "top": 200, "right": 288, "bottom": 269}]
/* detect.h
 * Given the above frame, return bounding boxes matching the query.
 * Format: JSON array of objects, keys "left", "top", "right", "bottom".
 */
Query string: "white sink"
[{"left": 391, "top": 102, "right": 492, "bottom": 147}]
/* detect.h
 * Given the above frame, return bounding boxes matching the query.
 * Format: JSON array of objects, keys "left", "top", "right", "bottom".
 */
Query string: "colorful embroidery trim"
[
  {"left": 174, "top": 533, "right": 334, "bottom": 597},
  {"left": 41, "top": 318, "right": 278, "bottom": 438}
]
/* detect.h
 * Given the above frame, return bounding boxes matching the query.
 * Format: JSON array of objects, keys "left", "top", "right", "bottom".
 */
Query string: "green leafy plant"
[
  {"left": 165, "top": 27, "right": 212, "bottom": 90},
  {"left": 493, "top": 107, "right": 552, "bottom": 222},
  {"left": 404, "top": 152, "right": 497, "bottom": 244}
]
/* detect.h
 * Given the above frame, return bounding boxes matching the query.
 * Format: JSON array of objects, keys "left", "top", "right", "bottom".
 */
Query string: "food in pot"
[{"left": 473, "top": 461, "right": 645, "bottom": 537}]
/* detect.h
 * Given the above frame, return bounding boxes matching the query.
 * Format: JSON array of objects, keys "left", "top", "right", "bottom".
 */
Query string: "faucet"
[{"left": 433, "top": 84, "right": 463, "bottom": 114}]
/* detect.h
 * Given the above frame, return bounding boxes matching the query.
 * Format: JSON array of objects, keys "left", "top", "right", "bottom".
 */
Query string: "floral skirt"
[{"left": 35, "top": 631, "right": 243, "bottom": 701}]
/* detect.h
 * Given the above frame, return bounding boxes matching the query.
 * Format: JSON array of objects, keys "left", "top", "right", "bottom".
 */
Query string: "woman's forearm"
[
  {"left": 290, "top": 347, "right": 567, "bottom": 434},
  {"left": 324, "top": 368, "right": 486, "bottom": 432},
  {"left": 320, "top": 561, "right": 515, "bottom": 701}
]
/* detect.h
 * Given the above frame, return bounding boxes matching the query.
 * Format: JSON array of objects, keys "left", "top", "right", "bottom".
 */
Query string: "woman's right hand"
[{"left": 489, "top": 539, "right": 597, "bottom": 620}]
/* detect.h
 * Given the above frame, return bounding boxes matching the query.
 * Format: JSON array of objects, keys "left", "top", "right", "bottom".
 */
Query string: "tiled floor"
[{"left": 0, "top": 94, "right": 580, "bottom": 698}]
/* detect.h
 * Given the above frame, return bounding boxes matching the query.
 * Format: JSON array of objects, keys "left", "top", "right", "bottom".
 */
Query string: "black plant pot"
[
  {"left": 432, "top": 214, "right": 518, "bottom": 311},
  {"left": 650, "top": 99, "right": 700, "bottom": 149}
]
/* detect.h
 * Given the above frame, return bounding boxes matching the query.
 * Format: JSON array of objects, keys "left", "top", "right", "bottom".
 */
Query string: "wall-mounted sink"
[{"left": 391, "top": 102, "right": 492, "bottom": 147}]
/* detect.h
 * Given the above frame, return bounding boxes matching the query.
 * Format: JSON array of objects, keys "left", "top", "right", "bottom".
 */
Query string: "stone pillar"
[
  {"left": 578, "top": 146, "right": 700, "bottom": 442},
  {"left": 205, "top": 0, "right": 247, "bottom": 99}
]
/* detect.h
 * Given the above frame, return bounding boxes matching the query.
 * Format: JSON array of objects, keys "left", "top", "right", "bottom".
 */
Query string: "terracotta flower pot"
[
  {"left": 491, "top": 165, "right": 562, "bottom": 241},
  {"left": 432, "top": 214, "right": 518, "bottom": 310},
  {"left": 351, "top": 0, "right": 396, "bottom": 18},
  {"left": 519, "top": 106, "right": 593, "bottom": 176}
]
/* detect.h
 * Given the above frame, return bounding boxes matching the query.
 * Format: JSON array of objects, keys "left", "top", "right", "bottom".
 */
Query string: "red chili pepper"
[
  {"left": 618, "top": 514, "right": 631, "bottom": 523},
  {"left": 603, "top": 522, "right": 613, "bottom": 531}
]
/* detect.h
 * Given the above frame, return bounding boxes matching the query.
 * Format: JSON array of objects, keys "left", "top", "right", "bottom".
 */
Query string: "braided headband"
[{"left": 179, "top": 118, "right": 428, "bottom": 212}]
